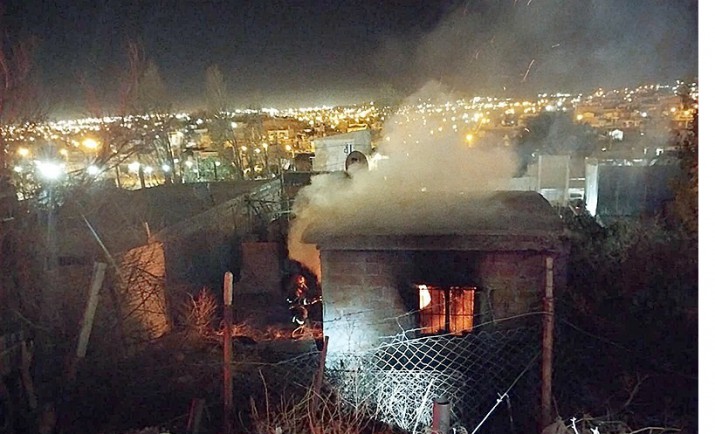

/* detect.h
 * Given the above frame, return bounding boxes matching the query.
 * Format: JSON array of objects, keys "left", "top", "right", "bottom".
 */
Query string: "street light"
[
  {"left": 36, "top": 160, "right": 65, "bottom": 181},
  {"left": 35, "top": 161, "right": 63, "bottom": 272},
  {"left": 82, "top": 138, "right": 99, "bottom": 150},
  {"left": 465, "top": 133, "right": 474, "bottom": 146}
]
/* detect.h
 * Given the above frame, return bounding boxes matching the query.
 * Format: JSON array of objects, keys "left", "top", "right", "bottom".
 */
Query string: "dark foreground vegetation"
[{"left": 555, "top": 211, "right": 697, "bottom": 433}]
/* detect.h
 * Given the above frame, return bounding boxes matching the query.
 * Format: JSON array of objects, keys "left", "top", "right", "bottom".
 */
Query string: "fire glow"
[{"left": 416, "top": 284, "right": 476, "bottom": 335}]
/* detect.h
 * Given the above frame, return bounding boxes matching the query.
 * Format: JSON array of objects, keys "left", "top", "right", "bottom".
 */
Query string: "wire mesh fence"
[
  {"left": 227, "top": 318, "right": 544, "bottom": 434},
  {"left": 325, "top": 326, "right": 542, "bottom": 433},
  {"left": 250, "top": 350, "right": 322, "bottom": 398},
  {"left": 69, "top": 298, "right": 694, "bottom": 434}
]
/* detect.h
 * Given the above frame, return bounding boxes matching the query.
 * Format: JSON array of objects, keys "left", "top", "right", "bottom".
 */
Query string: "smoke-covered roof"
[{"left": 303, "top": 190, "right": 566, "bottom": 252}]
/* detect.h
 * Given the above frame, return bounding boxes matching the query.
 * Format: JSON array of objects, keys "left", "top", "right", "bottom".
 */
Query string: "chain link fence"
[
  {"left": 229, "top": 316, "right": 544, "bottom": 434},
  {"left": 248, "top": 350, "right": 322, "bottom": 398},
  {"left": 325, "top": 326, "right": 542, "bottom": 433}
]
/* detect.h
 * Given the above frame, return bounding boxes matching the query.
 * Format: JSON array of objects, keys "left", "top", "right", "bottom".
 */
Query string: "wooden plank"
[
  {"left": 76, "top": 262, "right": 107, "bottom": 359},
  {"left": 186, "top": 398, "right": 206, "bottom": 434}
]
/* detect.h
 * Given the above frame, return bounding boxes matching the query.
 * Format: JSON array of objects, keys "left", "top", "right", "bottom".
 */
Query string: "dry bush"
[
  {"left": 179, "top": 287, "right": 217, "bottom": 336},
  {"left": 227, "top": 322, "right": 317, "bottom": 342},
  {"left": 250, "top": 386, "right": 406, "bottom": 434},
  {"left": 264, "top": 324, "right": 298, "bottom": 340},
  {"left": 205, "top": 321, "right": 292, "bottom": 343}
]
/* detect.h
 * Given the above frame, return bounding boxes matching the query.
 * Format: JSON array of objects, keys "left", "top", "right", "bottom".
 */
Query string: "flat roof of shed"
[{"left": 303, "top": 190, "right": 567, "bottom": 252}]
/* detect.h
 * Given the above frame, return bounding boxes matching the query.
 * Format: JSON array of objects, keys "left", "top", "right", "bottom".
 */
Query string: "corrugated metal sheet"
[{"left": 594, "top": 164, "right": 681, "bottom": 218}]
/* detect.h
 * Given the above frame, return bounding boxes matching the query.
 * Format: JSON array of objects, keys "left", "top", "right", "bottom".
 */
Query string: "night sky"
[{"left": 2, "top": 0, "right": 699, "bottom": 117}]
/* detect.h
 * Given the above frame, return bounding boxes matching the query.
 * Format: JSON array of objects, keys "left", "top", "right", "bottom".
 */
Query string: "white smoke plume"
[{"left": 288, "top": 81, "right": 519, "bottom": 278}]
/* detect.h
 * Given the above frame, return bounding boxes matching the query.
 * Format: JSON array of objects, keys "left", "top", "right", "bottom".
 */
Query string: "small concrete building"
[
  {"left": 304, "top": 190, "right": 569, "bottom": 365},
  {"left": 311, "top": 130, "right": 372, "bottom": 172}
]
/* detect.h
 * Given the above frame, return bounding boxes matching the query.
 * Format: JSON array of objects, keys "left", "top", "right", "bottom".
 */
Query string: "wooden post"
[
  {"left": 223, "top": 272, "right": 234, "bottom": 434},
  {"left": 186, "top": 398, "right": 206, "bottom": 434},
  {"left": 76, "top": 262, "right": 107, "bottom": 359},
  {"left": 20, "top": 340, "right": 37, "bottom": 410},
  {"left": 537, "top": 155, "right": 543, "bottom": 192},
  {"left": 311, "top": 336, "right": 329, "bottom": 412},
  {"left": 68, "top": 262, "right": 107, "bottom": 381},
  {"left": 143, "top": 221, "right": 152, "bottom": 242},
  {"left": 541, "top": 256, "right": 555, "bottom": 431},
  {"left": 563, "top": 157, "right": 571, "bottom": 206}
]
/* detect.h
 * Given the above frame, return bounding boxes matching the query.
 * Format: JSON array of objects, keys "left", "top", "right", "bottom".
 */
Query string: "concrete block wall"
[
  {"left": 479, "top": 252, "right": 545, "bottom": 320},
  {"left": 321, "top": 249, "right": 415, "bottom": 359},
  {"left": 321, "top": 247, "right": 568, "bottom": 364},
  {"left": 478, "top": 251, "right": 568, "bottom": 322}
]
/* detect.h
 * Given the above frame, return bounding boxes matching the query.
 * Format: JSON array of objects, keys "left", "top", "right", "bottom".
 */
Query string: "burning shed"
[{"left": 303, "top": 190, "right": 568, "bottom": 361}]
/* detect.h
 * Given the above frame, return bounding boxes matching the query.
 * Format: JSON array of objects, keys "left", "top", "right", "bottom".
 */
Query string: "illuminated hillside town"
[
  {"left": 2, "top": 80, "right": 697, "bottom": 196},
  {"left": 0, "top": 1, "right": 699, "bottom": 433}
]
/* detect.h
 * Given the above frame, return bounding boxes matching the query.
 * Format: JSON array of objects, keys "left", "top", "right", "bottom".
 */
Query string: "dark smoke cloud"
[{"left": 374, "top": 0, "right": 698, "bottom": 97}]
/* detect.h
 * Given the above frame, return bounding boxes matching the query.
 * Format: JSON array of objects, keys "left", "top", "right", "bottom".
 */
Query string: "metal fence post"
[{"left": 432, "top": 396, "right": 451, "bottom": 433}]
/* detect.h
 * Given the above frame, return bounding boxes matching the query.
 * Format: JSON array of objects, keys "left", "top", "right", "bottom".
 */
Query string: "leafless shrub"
[
  {"left": 179, "top": 287, "right": 217, "bottom": 336},
  {"left": 547, "top": 414, "right": 684, "bottom": 434},
  {"left": 250, "top": 385, "right": 405, "bottom": 434}
]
